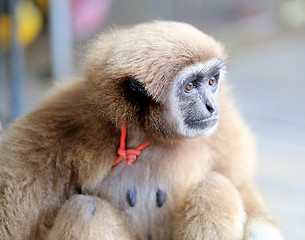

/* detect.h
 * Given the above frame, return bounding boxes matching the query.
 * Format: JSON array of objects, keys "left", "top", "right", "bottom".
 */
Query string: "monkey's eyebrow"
[{"left": 200, "top": 60, "right": 225, "bottom": 76}]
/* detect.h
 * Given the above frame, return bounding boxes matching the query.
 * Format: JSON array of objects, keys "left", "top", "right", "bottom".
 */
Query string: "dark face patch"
[
  {"left": 172, "top": 61, "right": 224, "bottom": 137},
  {"left": 124, "top": 77, "right": 152, "bottom": 110},
  {"left": 178, "top": 77, "right": 219, "bottom": 131}
]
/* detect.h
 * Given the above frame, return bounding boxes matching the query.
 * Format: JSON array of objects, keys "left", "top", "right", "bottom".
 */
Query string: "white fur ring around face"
[{"left": 245, "top": 219, "right": 284, "bottom": 240}]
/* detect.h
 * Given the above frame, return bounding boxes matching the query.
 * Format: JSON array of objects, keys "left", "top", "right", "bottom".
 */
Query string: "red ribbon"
[{"left": 112, "top": 122, "right": 150, "bottom": 167}]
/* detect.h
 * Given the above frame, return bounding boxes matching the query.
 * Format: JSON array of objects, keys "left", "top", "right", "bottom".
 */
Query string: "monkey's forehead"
[{"left": 87, "top": 21, "right": 227, "bottom": 102}]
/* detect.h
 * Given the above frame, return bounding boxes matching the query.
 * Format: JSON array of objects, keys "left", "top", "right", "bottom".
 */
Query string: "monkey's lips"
[{"left": 185, "top": 117, "right": 218, "bottom": 130}]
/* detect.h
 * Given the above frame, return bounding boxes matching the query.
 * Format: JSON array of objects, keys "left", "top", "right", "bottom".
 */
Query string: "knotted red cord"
[{"left": 112, "top": 122, "right": 150, "bottom": 167}]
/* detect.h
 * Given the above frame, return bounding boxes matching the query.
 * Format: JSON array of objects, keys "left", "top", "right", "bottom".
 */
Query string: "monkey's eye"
[
  {"left": 209, "top": 77, "right": 216, "bottom": 86},
  {"left": 186, "top": 82, "right": 194, "bottom": 91}
]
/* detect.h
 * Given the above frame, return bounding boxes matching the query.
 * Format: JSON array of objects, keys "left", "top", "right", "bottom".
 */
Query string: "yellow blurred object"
[
  {"left": 36, "top": 0, "right": 49, "bottom": 14},
  {"left": 0, "top": 15, "right": 11, "bottom": 51},
  {"left": 15, "top": 0, "right": 43, "bottom": 46}
]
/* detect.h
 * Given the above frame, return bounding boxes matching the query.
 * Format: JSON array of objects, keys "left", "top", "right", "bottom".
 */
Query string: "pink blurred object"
[{"left": 72, "top": 0, "right": 112, "bottom": 39}]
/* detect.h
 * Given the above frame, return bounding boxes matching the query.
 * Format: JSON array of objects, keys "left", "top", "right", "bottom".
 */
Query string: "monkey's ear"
[{"left": 128, "top": 77, "right": 148, "bottom": 96}]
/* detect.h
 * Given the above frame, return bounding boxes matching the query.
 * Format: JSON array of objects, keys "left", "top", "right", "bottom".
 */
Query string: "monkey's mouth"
[{"left": 185, "top": 117, "right": 218, "bottom": 129}]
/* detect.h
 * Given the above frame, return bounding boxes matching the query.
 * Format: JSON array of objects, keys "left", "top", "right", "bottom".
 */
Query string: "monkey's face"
[{"left": 169, "top": 59, "right": 226, "bottom": 137}]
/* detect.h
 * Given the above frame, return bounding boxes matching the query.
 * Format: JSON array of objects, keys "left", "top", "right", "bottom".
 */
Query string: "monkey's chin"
[{"left": 181, "top": 118, "right": 219, "bottom": 137}]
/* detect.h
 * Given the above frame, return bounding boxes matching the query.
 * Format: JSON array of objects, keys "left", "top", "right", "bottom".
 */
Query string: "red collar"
[{"left": 112, "top": 122, "right": 151, "bottom": 167}]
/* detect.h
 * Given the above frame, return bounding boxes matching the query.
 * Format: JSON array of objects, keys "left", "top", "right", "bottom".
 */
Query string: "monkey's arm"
[
  {"left": 217, "top": 142, "right": 284, "bottom": 239},
  {"left": 0, "top": 80, "right": 117, "bottom": 239},
  {"left": 173, "top": 172, "right": 246, "bottom": 240}
]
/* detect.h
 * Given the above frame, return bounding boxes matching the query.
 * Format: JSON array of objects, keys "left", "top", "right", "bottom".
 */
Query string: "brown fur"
[{"left": 0, "top": 21, "right": 281, "bottom": 240}]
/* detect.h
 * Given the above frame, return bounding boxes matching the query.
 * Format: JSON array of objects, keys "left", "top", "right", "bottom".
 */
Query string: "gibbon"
[{"left": 0, "top": 21, "right": 283, "bottom": 240}]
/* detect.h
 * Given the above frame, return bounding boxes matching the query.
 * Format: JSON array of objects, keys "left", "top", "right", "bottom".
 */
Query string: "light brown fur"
[{"left": 0, "top": 21, "right": 281, "bottom": 240}]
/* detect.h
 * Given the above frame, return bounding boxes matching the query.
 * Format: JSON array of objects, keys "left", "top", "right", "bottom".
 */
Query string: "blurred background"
[{"left": 0, "top": 0, "right": 304, "bottom": 238}]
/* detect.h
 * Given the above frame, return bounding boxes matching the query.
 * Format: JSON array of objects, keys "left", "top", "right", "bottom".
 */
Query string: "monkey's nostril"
[{"left": 206, "top": 103, "right": 215, "bottom": 114}]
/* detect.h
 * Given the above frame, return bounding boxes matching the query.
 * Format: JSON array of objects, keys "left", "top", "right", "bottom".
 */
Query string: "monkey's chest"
[
  {"left": 91, "top": 140, "right": 210, "bottom": 240},
  {"left": 95, "top": 162, "right": 208, "bottom": 239}
]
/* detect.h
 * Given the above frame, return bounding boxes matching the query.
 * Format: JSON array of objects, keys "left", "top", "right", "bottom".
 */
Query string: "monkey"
[{"left": 0, "top": 21, "right": 283, "bottom": 240}]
